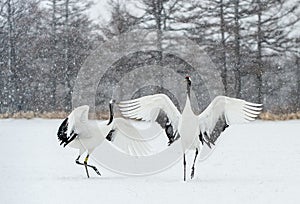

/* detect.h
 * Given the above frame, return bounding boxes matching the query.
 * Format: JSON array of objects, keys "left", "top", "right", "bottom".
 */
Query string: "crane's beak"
[{"left": 109, "top": 99, "right": 116, "bottom": 104}]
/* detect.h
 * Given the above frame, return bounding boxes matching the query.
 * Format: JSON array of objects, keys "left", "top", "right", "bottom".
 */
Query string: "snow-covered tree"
[
  {"left": 244, "top": 0, "right": 300, "bottom": 103},
  {"left": 0, "top": 0, "right": 44, "bottom": 112},
  {"left": 99, "top": 0, "right": 140, "bottom": 39},
  {"left": 45, "top": 0, "right": 100, "bottom": 111}
]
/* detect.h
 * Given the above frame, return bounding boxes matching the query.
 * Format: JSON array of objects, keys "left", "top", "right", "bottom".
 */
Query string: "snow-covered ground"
[{"left": 0, "top": 119, "right": 299, "bottom": 203}]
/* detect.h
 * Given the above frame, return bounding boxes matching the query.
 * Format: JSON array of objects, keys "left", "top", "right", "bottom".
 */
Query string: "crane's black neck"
[
  {"left": 107, "top": 102, "right": 114, "bottom": 125},
  {"left": 186, "top": 79, "right": 191, "bottom": 98}
]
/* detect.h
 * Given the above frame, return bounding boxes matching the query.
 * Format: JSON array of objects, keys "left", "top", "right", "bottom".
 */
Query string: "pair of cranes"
[{"left": 57, "top": 76, "right": 262, "bottom": 180}]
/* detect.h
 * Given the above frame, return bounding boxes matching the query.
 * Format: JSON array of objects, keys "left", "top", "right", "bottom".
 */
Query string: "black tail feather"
[
  {"left": 165, "top": 119, "right": 180, "bottom": 146},
  {"left": 57, "top": 118, "right": 69, "bottom": 147},
  {"left": 106, "top": 129, "right": 116, "bottom": 142}
]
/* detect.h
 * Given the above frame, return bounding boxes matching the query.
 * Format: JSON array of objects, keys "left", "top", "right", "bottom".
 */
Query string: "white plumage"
[
  {"left": 119, "top": 76, "right": 262, "bottom": 181},
  {"left": 57, "top": 101, "right": 151, "bottom": 178}
]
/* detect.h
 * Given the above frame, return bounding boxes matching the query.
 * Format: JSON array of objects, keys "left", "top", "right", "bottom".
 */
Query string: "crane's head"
[
  {"left": 185, "top": 75, "right": 191, "bottom": 81},
  {"left": 109, "top": 99, "right": 116, "bottom": 106},
  {"left": 185, "top": 76, "right": 192, "bottom": 97},
  {"left": 185, "top": 76, "right": 191, "bottom": 85},
  {"left": 185, "top": 76, "right": 192, "bottom": 84}
]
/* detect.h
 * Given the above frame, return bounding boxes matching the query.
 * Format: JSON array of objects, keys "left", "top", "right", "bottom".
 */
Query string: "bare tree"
[
  {"left": 0, "top": 0, "right": 39, "bottom": 112},
  {"left": 135, "top": 0, "right": 185, "bottom": 52},
  {"left": 244, "top": 0, "right": 300, "bottom": 103},
  {"left": 99, "top": 0, "right": 140, "bottom": 39},
  {"left": 46, "top": 0, "right": 98, "bottom": 111},
  {"left": 179, "top": 0, "right": 234, "bottom": 95}
]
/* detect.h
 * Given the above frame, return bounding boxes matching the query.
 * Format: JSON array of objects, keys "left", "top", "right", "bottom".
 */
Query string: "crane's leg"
[
  {"left": 83, "top": 154, "right": 101, "bottom": 177},
  {"left": 191, "top": 148, "right": 199, "bottom": 179},
  {"left": 75, "top": 154, "right": 101, "bottom": 178},
  {"left": 83, "top": 155, "right": 90, "bottom": 178},
  {"left": 183, "top": 153, "right": 186, "bottom": 181}
]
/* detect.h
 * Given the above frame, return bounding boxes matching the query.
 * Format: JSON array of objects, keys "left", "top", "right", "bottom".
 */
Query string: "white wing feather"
[
  {"left": 198, "top": 96, "right": 262, "bottom": 135},
  {"left": 197, "top": 96, "right": 262, "bottom": 161},
  {"left": 119, "top": 94, "right": 181, "bottom": 133},
  {"left": 111, "top": 118, "right": 153, "bottom": 156},
  {"left": 67, "top": 105, "right": 90, "bottom": 137}
]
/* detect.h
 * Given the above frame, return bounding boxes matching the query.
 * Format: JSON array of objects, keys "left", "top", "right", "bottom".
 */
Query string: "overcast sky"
[
  {"left": 89, "top": 0, "right": 111, "bottom": 22},
  {"left": 89, "top": 0, "right": 144, "bottom": 23}
]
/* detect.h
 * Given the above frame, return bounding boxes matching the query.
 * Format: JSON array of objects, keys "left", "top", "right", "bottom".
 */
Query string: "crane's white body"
[
  {"left": 63, "top": 105, "right": 151, "bottom": 157},
  {"left": 67, "top": 120, "right": 111, "bottom": 156},
  {"left": 64, "top": 105, "right": 106, "bottom": 156},
  {"left": 57, "top": 105, "right": 151, "bottom": 177},
  {"left": 120, "top": 94, "right": 262, "bottom": 153},
  {"left": 119, "top": 80, "right": 262, "bottom": 180},
  {"left": 178, "top": 96, "right": 200, "bottom": 151}
]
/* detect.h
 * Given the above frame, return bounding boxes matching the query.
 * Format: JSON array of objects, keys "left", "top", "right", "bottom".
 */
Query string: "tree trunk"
[
  {"left": 64, "top": 0, "right": 72, "bottom": 111},
  {"left": 7, "top": 0, "right": 13, "bottom": 72},
  {"left": 220, "top": 0, "right": 227, "bottom": 95},
  {"left": 296, "top": 56, "right": 300, "bottom": 111},
  {"left": 256, "top": 0, "right": 263, "bottom": 104},
  {"left": 233, "top": 0, "right": 241, "bottom": 98},
  {"left": 154, "top": 0, "right": 163, "bottom": 87},
  {"left": 155, "top": 0, "right": 163, "bottom": 63},
  {"left": 50, "top": 0, "right": 57, "bottom": 111},
  {"left": 7, "top": 0, "right": 18, "bottom": 112}
]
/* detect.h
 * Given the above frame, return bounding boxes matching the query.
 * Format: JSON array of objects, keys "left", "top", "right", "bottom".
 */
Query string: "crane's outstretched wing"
[
  {"left": 57, "top": 105, "right": 90, "bottom": 147},
  {"left": 197, "top": 96, "right": 262, "bottom": 160},
  {"left": 119, "top": 94, "right": 181, "bottom": 145},
  {"left": 105, "top": 118, "right": 153, "bottom": 156}
]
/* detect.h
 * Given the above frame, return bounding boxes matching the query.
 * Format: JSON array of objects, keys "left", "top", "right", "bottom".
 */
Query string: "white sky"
[
  {"left": 89, "top": 0, "right": 145, "bottom": 23},
  {"left": 88, "top": 0, "right": 299, "bottom": 38},
  {"left": 89, "top": 0, "right": 111, "bottom": 22}
]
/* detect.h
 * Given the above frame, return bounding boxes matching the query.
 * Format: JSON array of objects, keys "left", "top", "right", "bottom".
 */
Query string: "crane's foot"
[
  {"left": 191, "top": 167, "right": 195, "bottom": 179},
  {"left": 84, "top": 163, "right": 90, "bottom": 178},
  {"left": 76, "top": 154, "right": 101, "bottom": 178},
  {"left": 90, "top": 166, "right": 101, "bottom": 176}
]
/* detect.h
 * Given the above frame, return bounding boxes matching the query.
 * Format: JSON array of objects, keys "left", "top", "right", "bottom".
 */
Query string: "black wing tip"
[
  {"left": 202, "top": 119, "right": 229, "bottom": 148},
  {"left": 222, "top": 123, "right": 229, "bottom": 131},
  {"left": 57, "top": 117, "right": 69, "bottom": 147},
  {"left": 106, "top": 129, "right": 116, "bottom": 142},
  {"left": 167, "top": 133, "right": 180, "bottom": 146},
  {"left": 199, "top": 130, "right": 220, "bottom": 149},
  {"left": 165, "top": 121, "right": 180, "bottom": 146}
]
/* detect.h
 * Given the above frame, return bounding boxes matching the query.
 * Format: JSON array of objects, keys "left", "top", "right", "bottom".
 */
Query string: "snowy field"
[{"left": 0, "top": 119, "right": 299, "bottom": 204}]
